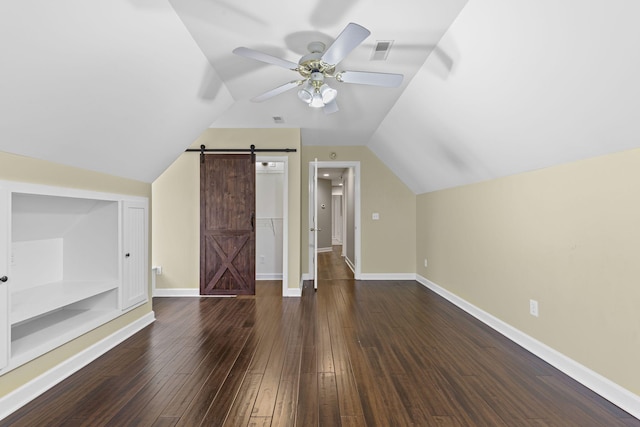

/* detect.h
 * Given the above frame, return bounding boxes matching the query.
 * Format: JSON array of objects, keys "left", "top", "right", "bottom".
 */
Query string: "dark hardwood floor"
[{"left": 2, "top": 246, "right": 638, "bottom": 426}]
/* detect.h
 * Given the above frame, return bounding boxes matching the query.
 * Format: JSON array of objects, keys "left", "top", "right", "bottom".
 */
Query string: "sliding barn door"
[{"left": 200, "top": 154, "right": 256, "bottom": 295}]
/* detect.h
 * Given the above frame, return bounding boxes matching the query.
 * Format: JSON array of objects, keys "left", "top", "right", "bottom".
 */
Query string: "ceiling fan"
[{"left": 233, "top": 23, "right": 403, "bottom": 114}]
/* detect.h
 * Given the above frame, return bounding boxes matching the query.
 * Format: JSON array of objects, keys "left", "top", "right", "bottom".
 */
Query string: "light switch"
[{"left": 372, "top": 212, "right": 380, "bottom": 220}]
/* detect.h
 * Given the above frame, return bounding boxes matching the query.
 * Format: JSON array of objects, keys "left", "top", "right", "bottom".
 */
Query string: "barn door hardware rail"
[{"left": 186, "top": 144, "right": 297, "bottom": 163}]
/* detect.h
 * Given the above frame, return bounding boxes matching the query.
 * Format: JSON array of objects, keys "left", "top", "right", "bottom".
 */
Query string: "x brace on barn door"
[{"left": 186, "top": 144, "right": 297, "bottom": 163}]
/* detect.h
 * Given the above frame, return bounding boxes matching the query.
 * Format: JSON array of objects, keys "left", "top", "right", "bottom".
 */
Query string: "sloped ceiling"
[
  {"left": 0, "top": 0, "right": 233, "bottom": 183},
  {"left": 369, "top": 0, "right": 640, "bottom": 193},
  {"left": 2, "top": 1, "right": 640, "bottom": 192}
]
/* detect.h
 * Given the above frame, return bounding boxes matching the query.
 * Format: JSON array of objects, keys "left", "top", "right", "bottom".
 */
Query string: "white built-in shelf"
[
  {"left": 11, "top": 280, "right": 119, "bottom": 325},
  {"left": 10, "top": 306, "right": 119, "bottom": 368},
  {"left": 0, "top": 181, "right": 149, "bottom": 377}
]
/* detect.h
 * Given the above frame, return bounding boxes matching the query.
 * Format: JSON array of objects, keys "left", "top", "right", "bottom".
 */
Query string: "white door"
[
  {"left": 0, "top": 188, "right": 9, "bottom": 369},
  {"left": 310, "top": 159, "right": 319, "bottom": 290},
  {"left": 122, "top": 200, "right": 148, "bottom": 310}
]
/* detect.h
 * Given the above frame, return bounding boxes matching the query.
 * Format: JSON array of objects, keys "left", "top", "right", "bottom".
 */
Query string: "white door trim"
[
  {"left": 308, "top": 161, "right": 361, "bottom": 280},
  {"left": 257, "top": 156, "right": 289, "bottom": 296}
]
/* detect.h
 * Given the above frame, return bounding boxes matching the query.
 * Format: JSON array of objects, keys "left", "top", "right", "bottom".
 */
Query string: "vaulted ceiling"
[{"left": 2, "top": 1, "right": 639, "bottom": 193}]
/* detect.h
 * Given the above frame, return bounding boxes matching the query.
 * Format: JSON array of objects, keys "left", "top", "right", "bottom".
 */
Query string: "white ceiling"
[
  {"left": 2, "top": 1, "right": 640, "bottom": 193},
  {"left": 369, "top": 0, "right": 640, "bottom": 193},
  {"left": 169, "top": 0, "right": 468, "bottom": 147},
  {"left": 0, "top": 0, "right": 234, "bottom": 182}
]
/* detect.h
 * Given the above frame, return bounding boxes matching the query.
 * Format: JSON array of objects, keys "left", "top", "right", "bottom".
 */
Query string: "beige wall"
[
  {"left": 301, "top": 146, "right": 416, "bottom": 275},
  {"left": 0, "top": 151, "right": 152, "bottom": 398},
  {"left": 152, "top": 128, "right": 301, "bottom": 290},
  {"left": 417, "top": 148, "right": 640, "bottom": 395}
]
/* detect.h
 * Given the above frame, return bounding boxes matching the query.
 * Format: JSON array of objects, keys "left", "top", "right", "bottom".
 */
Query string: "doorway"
[
  {"left": 256, "top": 156, "right": 289, "bottom": 296},
  {"left": 308, "top": 161, "right": 361, "bottom": 283},
  {"left": 199, "top": 155, "right": 289, "bottom": 296}
]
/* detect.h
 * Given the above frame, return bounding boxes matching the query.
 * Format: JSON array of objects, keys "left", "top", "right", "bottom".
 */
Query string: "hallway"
[{"left": 317, "top": 246, "right": 353, "bottom": 281}]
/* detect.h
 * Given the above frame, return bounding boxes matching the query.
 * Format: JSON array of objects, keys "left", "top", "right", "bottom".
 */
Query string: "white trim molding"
[
  {"left": 308, "top": 161, "right": 362, "bottom": 281},
  {"left": 0, "top": 312, "right": 155, "bottom": 422},
  {"left": 317, "top": 247, "right": 333, "bottom": 253},
  {"left": 153, "top": 288, "right": 200, "bottom": 297},
  {"left": 256, "top": 155, "right": 289, "bottom": 298},
  {"left": 345, "top": 257, "right": 356, "bottom": 275},
  {"left": 416, "top": 274, "right": 640, "bottom": 420},
  {"left": 358, "top": 273, "right": 417, "bottom": 281},
  {"left": 256, "top": 274, "right": 284, "bottom": 281},
  {"left": 283, "top": 286, "right": 302, "bottom": 297}
]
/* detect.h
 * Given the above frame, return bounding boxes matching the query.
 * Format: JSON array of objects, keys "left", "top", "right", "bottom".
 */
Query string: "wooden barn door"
[{"left": 200, "top": 154, "right": 255, "bottom": 295}]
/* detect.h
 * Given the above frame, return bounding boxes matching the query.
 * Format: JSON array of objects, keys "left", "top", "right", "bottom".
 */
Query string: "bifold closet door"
[{"left": 122, "top": 201, "right": 148, "bottom": 310}]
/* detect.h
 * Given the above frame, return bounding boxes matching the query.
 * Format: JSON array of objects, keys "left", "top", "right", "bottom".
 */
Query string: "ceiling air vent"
[
  {"left": 371, "top": 40, "right": 393, "bottom": 61},
  {"left": 272, "top": 116, "right": 284, "bottom": 124}
]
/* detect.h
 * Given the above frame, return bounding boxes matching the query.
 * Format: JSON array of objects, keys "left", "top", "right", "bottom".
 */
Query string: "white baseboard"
[
  {"left": 155, "top": 285, "right": 297, "bottom": 297},
  {"left": 358, "top": 273, "right": 417, "bottom": 281},
  {"left": 153, "top": 288, "right": 200, "bottom": 297},
  {"left": 415, "top": 274, "right": 640, "bottom": 420},
  {"left": 283, "top": 286, "right": 302, "bottom": 297},
  {"left": 345, "top": 257, "right": 355, "bottom": 273},
  {"left": 256, "top": 273, "right": 283, "bottom": 281},
  {"left": 331, "top": 238, "right": 342, "bottom": 245},
  {"left": 0, "top": 312, "right": 155, "bottom": 422},
  {"left": 317, "top": 247, "right": 332, "bottom": 253},
  {"left": 301, "top": 270, "right": 416, "bottom": 282}
]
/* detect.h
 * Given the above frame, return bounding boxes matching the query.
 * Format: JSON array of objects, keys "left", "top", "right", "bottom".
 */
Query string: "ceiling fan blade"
[
  {"left": 321, "top": 22, "right": 370, "bottom": 66},
  {"left": 233, "top": 47, "right": 299, "bottom": 70},
  {"left": 337, "top": 71, "right": 404, "bottom": 87},
  {"left": 251, "top": 81, "right": 301, "bottom": 102},
  {"left": 323, "top": 100, "right": 339, "bottom": 114}
]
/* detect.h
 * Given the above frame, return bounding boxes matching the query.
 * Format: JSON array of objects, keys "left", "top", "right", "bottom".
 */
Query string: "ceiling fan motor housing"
[
  {"left": 307, "top": 41, "right": 325, "bottom": 54},
  {"left": 298, "top": 41, "right": 335, "bottom": 78}
]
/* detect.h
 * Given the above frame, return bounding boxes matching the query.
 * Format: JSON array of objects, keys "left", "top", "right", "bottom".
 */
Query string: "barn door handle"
[{"left": 251, "top": 213, "right": 255, "bottom": 231}]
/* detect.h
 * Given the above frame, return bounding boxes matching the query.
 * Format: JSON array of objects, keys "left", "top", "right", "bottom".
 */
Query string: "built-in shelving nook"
[
  {"left": 11, "top": 192, "right": 120, "bottom": 367},
  {"left": 0, "top": 182, "right": 149, "bottom": 374}
]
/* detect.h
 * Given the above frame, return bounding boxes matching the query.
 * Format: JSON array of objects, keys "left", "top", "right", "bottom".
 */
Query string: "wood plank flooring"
[{"left": 2, "top": 246, "right": 639, "bottom": 426}]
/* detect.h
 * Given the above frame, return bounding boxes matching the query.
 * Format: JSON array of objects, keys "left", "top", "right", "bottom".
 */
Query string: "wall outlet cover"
[{"left": 529, "top": 299, "right": 539, "bottom": 317}]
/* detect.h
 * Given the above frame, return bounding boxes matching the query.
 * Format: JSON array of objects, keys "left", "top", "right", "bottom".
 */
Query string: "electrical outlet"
[
  {"left": 259, "top": 255, "right": 265, "bottom": 264},
  {"left": 529, "top": 299, "right": 539, "bottom": 317},
  {"left": 424, "top": 258, "right": 428, "bottom": 267}
]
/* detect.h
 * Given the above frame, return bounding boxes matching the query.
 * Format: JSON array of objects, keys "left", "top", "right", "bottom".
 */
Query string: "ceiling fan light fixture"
[
  {"left": 319, "top": 84, "right": 337, "bottom": 104},
  {"left": 297, "top": 81, "right": 314, "bottom": 104},
  {"left": 309, "top": 91, "right": 325, "bottom": 108}
]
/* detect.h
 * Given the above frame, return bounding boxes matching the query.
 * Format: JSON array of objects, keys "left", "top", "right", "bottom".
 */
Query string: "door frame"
[
  {"left": 307, "top": 161, "right": 361, "bottom": 280},
  {"left": 256, "top": 155, "right": 289, "bottom": 295}
]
